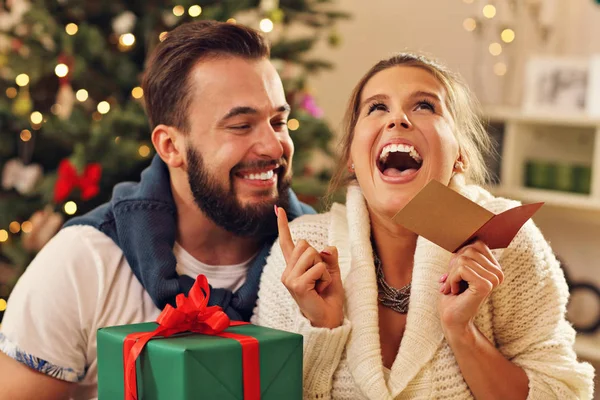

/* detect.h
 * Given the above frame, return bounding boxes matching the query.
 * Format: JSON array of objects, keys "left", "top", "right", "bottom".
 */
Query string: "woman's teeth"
[
  {"left": 243, "top": 170, "right": 275, "bottom": 180},
  {"left": 379, "top": 143, "right": 422, "bottom": 164}
]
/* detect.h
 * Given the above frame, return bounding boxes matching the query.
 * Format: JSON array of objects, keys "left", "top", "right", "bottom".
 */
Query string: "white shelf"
[
  {"left": 576, "top": 334, "right": 600, "bottom": 363},
  {"left": 483, "top": 106, "right": 600, "bottom": 128},
  {"left": 490, "top": 186, "right": 600, "bottom": 212}
]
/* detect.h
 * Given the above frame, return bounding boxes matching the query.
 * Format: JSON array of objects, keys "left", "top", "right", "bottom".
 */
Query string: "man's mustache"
[{"left": 231, "top": 157, "right": 289, "bottom": 173}]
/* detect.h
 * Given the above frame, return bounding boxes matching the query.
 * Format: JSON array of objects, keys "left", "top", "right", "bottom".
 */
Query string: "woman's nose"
[{"left": 387, "top": 114, "right": 412, "bottom": 130}]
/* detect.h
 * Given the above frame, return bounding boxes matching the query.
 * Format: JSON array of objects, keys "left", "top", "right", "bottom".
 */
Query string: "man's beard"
[{"left": 186, "top": 147, "right": 291, "bottom": 238}]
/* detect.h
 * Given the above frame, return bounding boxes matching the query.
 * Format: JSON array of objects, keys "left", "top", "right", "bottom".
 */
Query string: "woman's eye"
[
  {"left": 367, "top": 102, "right": 388, "bottom": 115},
  {"left": 415, "top": 100, "right": 435, "bottom": 112}
]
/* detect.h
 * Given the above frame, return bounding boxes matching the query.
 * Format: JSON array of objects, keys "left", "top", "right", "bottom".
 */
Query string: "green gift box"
[{"left": 97, "top": 322, "right": 303, "bottom": 400}]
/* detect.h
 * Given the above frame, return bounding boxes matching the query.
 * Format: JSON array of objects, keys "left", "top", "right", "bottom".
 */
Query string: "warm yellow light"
[
  {"left": 6, "top": 87, "right": 17, "bottom": 98},
  {"left": 76, "top": 89, "right": 88, "bottom": 102},
  {"left": 189, "top": 5, "right": 202, "bottom": 17},
  {"left": 173, "top": 5, "right": 185, "bottom": 16},
  {"left": 15, "top": 73, "right": 29, "bottom": 87},
  {"left": 0, "top": 298, "right": 6, "bottom": 312},
  {"left": 119, "top": 33, "right": 136, "bottom": 47},
  {"left": 463, "top": 18, "right": 477, "bottom": 32},
  {"left": 483, "top": 5, "right": 496, "bottom": 19},
  {"left": 9, "top": 221, "right": 20, "bottom": 234},
  {"left": 97, "top": 101, "right": 110, "bottom": 114},
  {"left": 65, "top": 23, "right": 78, "bottom": 35},
  {"left": 64, "top": 201, "right": 77, "bottom": 215},
  {"left": 20, "top": 129, "right": 32, "bottom": 142},
  {"left": 21, "top": 221, "right": 32, "bottom": 233},
  {"left": 489, "top": 42, "right": 502, "bottom": 56},
  {"left": 494, "top": 62, "right": 508, "bottom": 76},
  {"left": 501, "top": 28, "right": 515, "bottom": 43},
  {"left": 227, "top": 18, "right": 237, "bottom": 24},
  {"left": 259, "top": 18, "right": 274, "bottom": 33},
  {"left": 138, "top": 145, "right": 151, "bottom": 157},
  {"left": 0, "top": 230, "right": 7, "bottom": 242},
  {"left": 55, "top": 63, "right": 69, "bottom": 78},
  {"left": 131, "top": 87, "right": 144, "bottom": 99},
  {"left": 30, "top": 111, "right": 43, "bottom": 124},
  {"left": 159, "top": 31, "right": 168, "bottom": 42},
  {"left": 287, "top": 119, "right": 300, "bottom": 131},
  {"left": 115, "top": 136, "right": 121, "bottom": 143}
]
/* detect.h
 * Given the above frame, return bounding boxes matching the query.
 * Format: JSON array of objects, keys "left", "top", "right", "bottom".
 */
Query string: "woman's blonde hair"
[{"left": 328, "top": 52, "right": 492, "bottom": 198}]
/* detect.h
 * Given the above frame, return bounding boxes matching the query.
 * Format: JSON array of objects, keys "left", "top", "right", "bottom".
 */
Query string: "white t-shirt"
[{"left": 0, "top": 225, "right": 252, "bottom": 400}]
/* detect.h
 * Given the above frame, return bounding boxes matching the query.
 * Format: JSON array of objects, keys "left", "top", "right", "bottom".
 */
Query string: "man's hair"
[{"left": 142, "top": 20, "right": 270, "bottom": 132}]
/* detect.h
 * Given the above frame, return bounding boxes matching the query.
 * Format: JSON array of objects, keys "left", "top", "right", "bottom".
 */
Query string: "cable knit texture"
[{"left": 252, "top": 183, "right": 594, "bottom": 400}]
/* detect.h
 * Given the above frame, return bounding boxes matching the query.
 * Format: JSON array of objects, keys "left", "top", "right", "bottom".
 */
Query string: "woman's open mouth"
[{"left": 376, "top": 143, "right": 423, "bottom": 179}]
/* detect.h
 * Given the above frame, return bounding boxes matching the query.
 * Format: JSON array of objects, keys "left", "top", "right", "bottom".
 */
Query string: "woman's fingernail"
[
  {"left": 320, "top": 250, "right": 332, "bottom": 256},
  {"left": 439, "top": 283, "right": 445, "bottom": 293},
  {"left": 439, "top": 273, "right": 448, "bottom": 283},
  {"left": 274, "top": 205, "right": 278, "bottom": 217}
]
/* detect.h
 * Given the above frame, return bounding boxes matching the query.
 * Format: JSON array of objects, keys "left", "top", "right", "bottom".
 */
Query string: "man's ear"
[{"left": 152, "top": 124, "right": 185, "bottom": 168}]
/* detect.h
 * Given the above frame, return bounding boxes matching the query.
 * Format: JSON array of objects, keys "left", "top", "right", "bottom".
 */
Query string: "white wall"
[{"left": 306, "top": 0, "right": 600, "bottom": 284}]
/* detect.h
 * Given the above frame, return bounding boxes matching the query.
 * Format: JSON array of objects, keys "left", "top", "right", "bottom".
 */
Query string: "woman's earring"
[
  {"left": 351, "top": 163, "right": 355, "bottom": 170},
  {"left": 454, "top": 160, "right": 464, "bottom": 171}
]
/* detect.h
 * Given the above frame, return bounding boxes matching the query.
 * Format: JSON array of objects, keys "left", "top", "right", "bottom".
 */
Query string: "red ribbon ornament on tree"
[
  {"left": 53, "top": 159, "right": 102, "bottom": 203},
  {"left": 122, "top": 275, "right": 260, "bottom": 400}
]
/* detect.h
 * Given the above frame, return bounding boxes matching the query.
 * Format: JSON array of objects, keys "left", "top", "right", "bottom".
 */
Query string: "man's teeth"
[
  {"left": 379, "top": 144, "right": 422, "bottom": 163},
  {"left": 243, "top": 170, "right": 275, "bottom": 180}
]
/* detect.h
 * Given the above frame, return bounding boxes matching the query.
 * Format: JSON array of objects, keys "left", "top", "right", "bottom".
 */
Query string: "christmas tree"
[{"left": 0, "top": 0, "right": 348, "bottom": 321}]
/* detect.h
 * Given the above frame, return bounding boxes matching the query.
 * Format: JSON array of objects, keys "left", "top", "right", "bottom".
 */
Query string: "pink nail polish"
[
  {"left": 439, "top": 284, "right": 445, "bottom": 293},
  {"left": 320, "top": 250, "right": 331, "bottom": 256},
  {"left": 439, "top": 273, "right": 448, "bottom": 283},
  {"left": 274, "top": 205, "right": 278, "bottom": 217}
]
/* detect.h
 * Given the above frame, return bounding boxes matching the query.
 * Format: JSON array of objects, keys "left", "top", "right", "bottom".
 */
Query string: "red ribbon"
[
  {"left": 122, "top": 275, "right": 260, "bottom": 400},
  {"left": 53, "top": 159, "right": 102, "bottom": 203}
]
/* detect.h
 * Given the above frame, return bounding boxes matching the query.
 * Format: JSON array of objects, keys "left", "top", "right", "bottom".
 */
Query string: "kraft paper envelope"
[{"left": 392, "top": 180, "right": 544, "bottom": 253}]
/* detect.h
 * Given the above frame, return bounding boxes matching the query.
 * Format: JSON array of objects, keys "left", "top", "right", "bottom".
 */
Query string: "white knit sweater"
[{"left": 252, "top": 184, "right": 595, "bottom": 399}]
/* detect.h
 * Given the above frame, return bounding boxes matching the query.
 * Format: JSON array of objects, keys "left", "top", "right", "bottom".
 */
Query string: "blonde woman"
[{"left": 252, "top": 53, "right": 594, "bottom": 399}]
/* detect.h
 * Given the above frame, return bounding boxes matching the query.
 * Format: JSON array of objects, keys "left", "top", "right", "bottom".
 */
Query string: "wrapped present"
[{"left": 97, "top": 276, "right": 302, "bottom": 400}]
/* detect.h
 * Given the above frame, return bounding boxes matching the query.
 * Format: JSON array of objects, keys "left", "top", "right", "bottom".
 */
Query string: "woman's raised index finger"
[{"left": 276, "top": 206, "right": 295, "bottom": 262}]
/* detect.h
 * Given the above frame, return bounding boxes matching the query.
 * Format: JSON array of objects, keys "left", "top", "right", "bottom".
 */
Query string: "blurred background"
[{"left": 1, "top": 0, "right": 600, "bottom": 393}]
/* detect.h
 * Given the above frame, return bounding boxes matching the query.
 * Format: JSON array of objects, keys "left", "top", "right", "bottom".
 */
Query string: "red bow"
[
  {"left": 53, "top": 159, "right": 102, "bottom": 203},
  {"left": 123, "top": 275, "right": 259, "bottom": 400}
]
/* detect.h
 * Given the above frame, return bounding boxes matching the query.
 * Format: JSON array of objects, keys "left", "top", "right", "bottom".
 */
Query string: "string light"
[
  {"left": 65, "top": 23, "right": 78, "bottom": 35},
  {"left": 15, "top": 73, "right": 29, "bottom": 87},
  {"left": 259, "top": 18, "right": 274, "bottom": 33},
  {"left": 159, "top": 31, "right": 168, "bottom": 42},
  {"left": 173, "top": 5, "right": 185, "bottom": 16},
  {"left": 64, "top": 201, "right": 77, "bottom": 215},
  {"left": 30, "top": 111, "right": 43, "bottom": 124},
  {"left": 115, "top": 136, "right": 121, "bottom": 143},
  {"left": 463, "top": 18, "right": 477, "bottom": 32},
  {"left": 76, "top": 89, "right": 88, "bottom": 102},
  {"left": 6, "top": 87, "right": 17, "bottom": 98},
  {"left": 0, "top": 299, "right": 6, "bottom": 312},
  {"left": 20, "top": 129, "right": 32, "bottom": 142},
  {"left": 9, "top": 222, "right": 20, "bottom": 234},
  {"left": 131, "top": 87, "right": 144, "bottom": 99},
  {"left": 55, "top": 63, "right": 69, "bottom": 78},
  {"left": 501, "top": 28, "right": 515, "bottom": 43},
  {"left": 489, "top": 42, "right": 502, "bottom": 56},
  {"left": 0, "top": 230, "right": 7, "bottom": 242},
  {"left": 188, "top": 5, "right": 202, "bottom": 17},
  {"left": 138, "top": 145, "right": 151, "bottom": 157},
  {"left": 21, "top": 221, "right": 32, "bottom": 233},
  {"left": 227, "top": 18, "right": 237, "bottom": 24},
  {"left": 494, "top": 62, "right": 507, "bottom": 76},
  {"left": 483, "top": 5, "right": 496, "bottom": 19},
  {"left": 287, "top": 119, "right": 300, "bottom": 131},
  {"left": 97, "top": 101, "right": 110, "bottom": 114},
  {"left": 119, "top": 33, "right": 136, "bottom": 47}
]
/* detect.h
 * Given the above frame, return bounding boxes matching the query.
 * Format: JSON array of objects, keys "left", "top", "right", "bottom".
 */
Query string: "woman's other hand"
[{"left": 277, "top": 206, "right": 345, "bottom": 329}]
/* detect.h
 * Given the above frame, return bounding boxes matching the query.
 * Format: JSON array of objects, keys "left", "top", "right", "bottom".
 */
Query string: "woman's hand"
[
  {"left": 277, "top": 206, "right": 345, "bottom": 329},
  {"left": 438, "top": 240, "right": 504, "bottom": 335}
]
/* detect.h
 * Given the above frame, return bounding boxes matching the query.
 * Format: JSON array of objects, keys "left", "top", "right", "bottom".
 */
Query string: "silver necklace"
[{"left": 374, "top": 250, "right": 411, "bottom": 314}]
